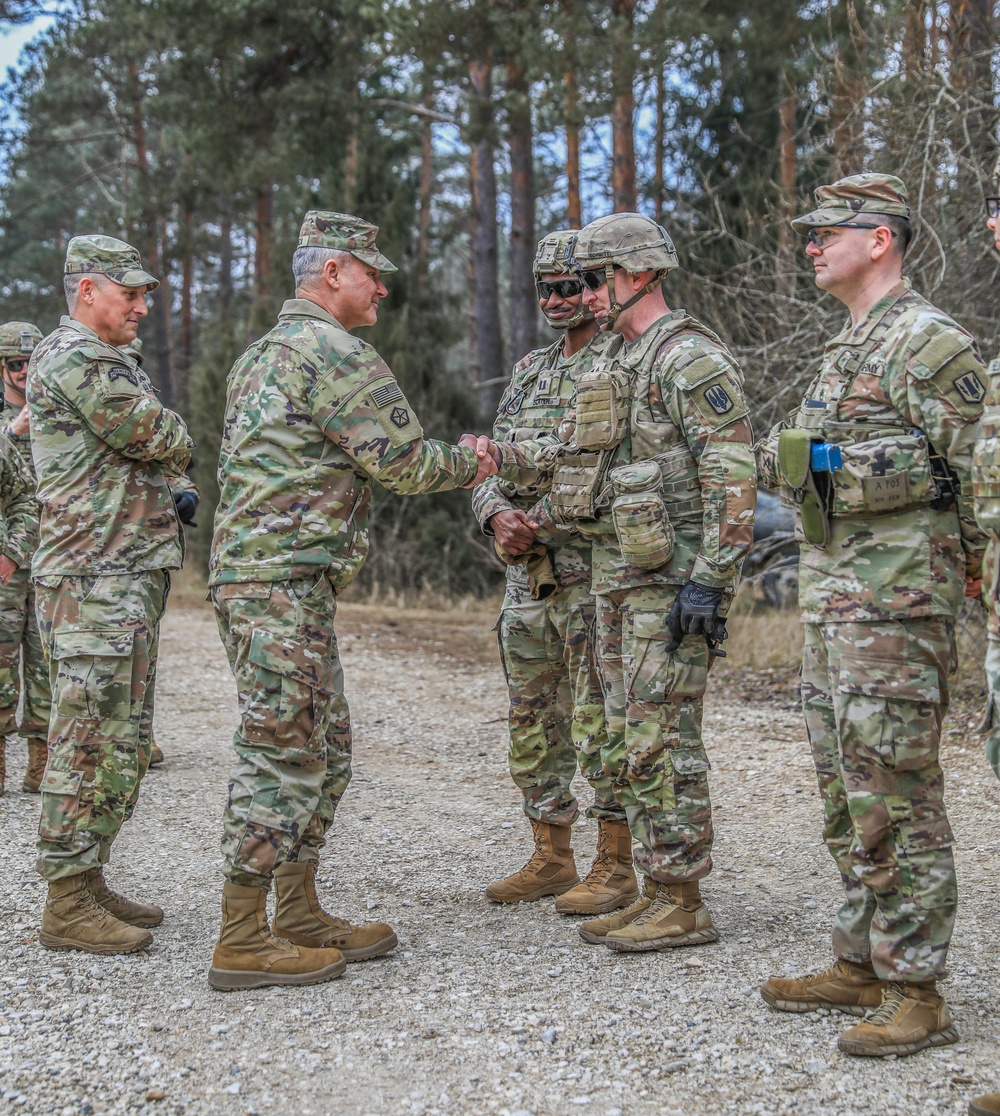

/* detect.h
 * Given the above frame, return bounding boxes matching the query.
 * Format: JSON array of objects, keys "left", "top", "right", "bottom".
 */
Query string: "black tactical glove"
[
  {"left": 665, "top": 581, "right": 728, "bottom": 657},
  {"left": 173, "top": 490, "right": 199, "bottom": 526}
]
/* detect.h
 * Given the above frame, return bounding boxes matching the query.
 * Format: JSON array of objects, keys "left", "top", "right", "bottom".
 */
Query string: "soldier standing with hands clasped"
[
  {"left": 207, "top": 211, "right": 497, "bottom": 991},
  {"left": 30, "top": 236, "right": 194, "bottom": 955},
  {"left": 758, "top": 174, "right": 987, "bottom": 1057}
]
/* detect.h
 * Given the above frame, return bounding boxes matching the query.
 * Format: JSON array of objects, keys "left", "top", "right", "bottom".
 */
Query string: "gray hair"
[
  {"left": 292, "top": 246, "right": 353, "bottom": 290},
  {"left": 63, "top": 271, "right": 111, "bottom": 313}
]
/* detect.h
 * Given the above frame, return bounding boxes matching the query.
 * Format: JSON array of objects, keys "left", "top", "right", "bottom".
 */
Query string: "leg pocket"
[
  {"left": 51, "top": 629, "right": 135, "bottom": 724},
  {"left": 37, "top": 767, "right": 86, "bottom": 842}
]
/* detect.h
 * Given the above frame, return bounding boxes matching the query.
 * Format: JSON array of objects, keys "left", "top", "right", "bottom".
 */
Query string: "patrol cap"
[
  {"left": 533, "top": 230, "right": 579, "bottom": 276},
  {"left": 297, "top": 210, "right": 398, "bottom": 273},
  {"left": 791, "top": 173, "right": 911, "bottom": 233},
  {"left": 64, "top": 235, "right": 159, "bottom": 289},
  {"left": 0, "top": 321, "right": 42, "bottom": 358}
]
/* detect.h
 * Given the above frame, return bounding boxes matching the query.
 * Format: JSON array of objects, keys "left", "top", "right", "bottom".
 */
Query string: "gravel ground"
[{"left": 2, "top": 597, "right": 999, "bottom": 1116}]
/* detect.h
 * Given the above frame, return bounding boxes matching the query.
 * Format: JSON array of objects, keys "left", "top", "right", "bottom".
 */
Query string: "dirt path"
[{"left": 2, "top": 599, "right": 999, "bottom": 1116}]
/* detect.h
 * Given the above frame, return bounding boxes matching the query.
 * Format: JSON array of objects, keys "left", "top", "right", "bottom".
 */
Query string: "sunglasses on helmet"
[{"left": 536, "top": 277, "right": 585, "bottom": 300}]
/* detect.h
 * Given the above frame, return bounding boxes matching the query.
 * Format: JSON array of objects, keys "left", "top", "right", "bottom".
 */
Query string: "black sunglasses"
[
  {"left": 536, "top": 278, "right": 584, "bottom": 299},
  {"left": 807, "top": 223, "right": 898, "bottom": 248},
  {"left": 5, "top": 359, "right": 27, "bottom": 372},
  {"left": 986, "top": 197, "right": 1000, "bottom": 219},
  {"left": 581, "top": 266, "right": 621, "bottom": 291}
]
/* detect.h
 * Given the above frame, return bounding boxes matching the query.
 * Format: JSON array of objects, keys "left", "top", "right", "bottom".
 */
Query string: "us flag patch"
[{"left": 370, "top": 381, "right": 404, "bottom": 408}]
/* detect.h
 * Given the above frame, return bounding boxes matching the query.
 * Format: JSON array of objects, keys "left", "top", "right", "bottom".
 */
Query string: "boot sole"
[
  {"left": 555, "top": 890, "right": 640, "bottom": 916},
  {"left": 760, "top": 986, "right": 870, "bottom": 1016},
  {"left": 484, "top": 878, "right": 580, "bottom": 904},
  {"left": 39, "top": 929, "right": 152, "bottom": 954},
  {"left": 606, "top": 927, "right": 720, "bottom": 952},
  {"left": 279, "top": 928, "right": 399, "bottom": 962},
  {"left": 838, "top": 1025, "right": 958, "bottom": 1057},
  {"left": 21, "top": 783, "right": 40, "bottom": 794},
  {"left": 208, "top": 956, "right": 347, "bottom": 991}
]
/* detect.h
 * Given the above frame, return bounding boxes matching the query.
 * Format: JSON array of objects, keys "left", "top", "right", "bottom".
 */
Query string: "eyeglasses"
[
  {"left": 581, "top": 266, "right": 621, "bottom": 291},
  {"left": 5, "top": 359, "right": 27, "bottom": 373},
  {"left": 807, "top": 223, "right": 898, "bottom": 249},
  {"left": 986, "top": 197, "right": 1000, "bottom": 219},
  {"left": 536, "top": 278, "right": 584, "bottom": 300}
]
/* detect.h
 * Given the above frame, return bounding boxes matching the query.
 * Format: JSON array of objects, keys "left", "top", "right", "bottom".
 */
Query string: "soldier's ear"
[
  {"left": 322, "top": 257, "right": 342, "bottom": 288},
  {"left": 78, "top": 276, "right": 96, "bottom": 303}
]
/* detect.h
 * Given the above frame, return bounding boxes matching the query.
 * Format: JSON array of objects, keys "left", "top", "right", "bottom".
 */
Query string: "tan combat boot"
[
  {"left": 39, "top": 874, "right": 153, "bottom": 954},
  {"left": 272, "top": 860, "right": 397, "bottom": 961},
  {"left": 970, "top": 1095, "right": 1000, "bottom": 1115},
  {"left": 484, "top": 819, "right": 579, "bottom": 904},
  {"left": 21, "top": 737, "right": 47, "bottom": 793},
  {"left": 604, "top": 880, "right": 719, "bottom": 952},
  {"left": 761, "top": 958, "right": 886, "bottom": 1016},
  {"left": 85, "top": 868, "right": 164, "bottom": 928},
  {"left": 555, "top": 820, "right": 638, "bottom": 915},
  {"left": 838, "top": 980, "right": 958, "bottom": 1057},
  {"left": 579, "top": 875, "right": 657, "bottom": 944},
  {"left": 149, "top": 739, "right": 164, "bottom": 767},
  {"left": 208, "top": 881, "right": 347, "bottom": 990}
]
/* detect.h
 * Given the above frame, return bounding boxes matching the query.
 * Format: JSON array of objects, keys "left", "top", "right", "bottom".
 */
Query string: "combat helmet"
[
  {"left": 570, "top": 213, "right": 678, "bottom": 326},
  {"left": 0, "top": 321, "right": 42, "bottom": 360},
  {"left": 532, "top": 230, "right": 593, "bottom": 331}
]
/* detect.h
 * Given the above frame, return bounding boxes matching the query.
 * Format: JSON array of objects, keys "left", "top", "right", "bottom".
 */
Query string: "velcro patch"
[
  {"left": 686, "top": 373, "right": 750, "bottom": 431},
  {"left": 97, "top": 361, "right": 146, "bottom": 400},
  {"left": 370, "top": 380, "right": 404, "bottom": 408},
  {"left": 367, "top": 378, "right": 423, "bottom": 448}
]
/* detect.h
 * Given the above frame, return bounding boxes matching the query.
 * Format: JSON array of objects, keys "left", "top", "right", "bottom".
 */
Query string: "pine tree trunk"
[
  {"left": 903, "top": 0, "right": 927, "bottom": 78},
  {"left": 251, "top": 173, "right": 275, "bottom": 337},
  {"left": 611, "top": 0, "right": 637, "bottom": 212},
  {"left": 417, "top": 77, "right": 434, "bottom": 281},
  {"left": 776, "top": 92, "right": 797, "bottom": 296},
  {"left": 653, "top": 65, "right": 665, "bottom": 223},
  {"left": 831, "top": 0, "right": 866, "bottom": 177},
  {"left": 507, "top": 60, "right": 536, "bottom": 363},
  {"left": 561, "top": 0, "right": 581, "bottom": 227}
]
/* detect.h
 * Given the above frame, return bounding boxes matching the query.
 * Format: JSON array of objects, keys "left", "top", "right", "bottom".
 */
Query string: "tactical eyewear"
[
  {"left": 986, "top": 197, "right": 1000, "bottom": 219},
  {"left": 806, "top": 224, "right": 897, "bottom": 249},
  {"left": 5, "top": 359, "right": 27, "bottom": 372},
  {"left": 536, "top": 278, "right": 585, "bottom": 300},
  {"left": 581, "top": 266, "right": 620, "bottom": 291}
]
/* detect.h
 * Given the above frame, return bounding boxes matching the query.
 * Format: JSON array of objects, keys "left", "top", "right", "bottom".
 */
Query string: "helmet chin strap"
[
  {"left": 602, "top": 265, "right": 663, "bottom": 329},
  {"left": 545, "top": 305, "right": 593, "bottom": 331}
]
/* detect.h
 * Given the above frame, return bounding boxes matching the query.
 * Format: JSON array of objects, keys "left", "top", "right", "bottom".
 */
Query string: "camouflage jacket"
[
  {"left": 471, "top": 333, "right": 610, "bottom": 588},
  {"left": 209, "top": 298, "right": 480, "bottom": 588},
  {"left": 2, "top": 396, "right": 39, "bottom": 557},
  {"left": 0, "top": 428, "right": 38, "bottom": 568},
  {"left": 760, "top": 281, "right": 987, "bottom": 623},
  {"left": 27, "top": 317, "right": 193, "bottom": 577},
  {"left": 499, "top": 311, "right": 757, "bottom": 595},
  {"left": 974, "top": 354, "right": 1000, "bottom": 637}
]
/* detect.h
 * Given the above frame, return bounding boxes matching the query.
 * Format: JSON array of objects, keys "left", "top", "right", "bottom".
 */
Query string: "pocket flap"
[
  {"left": 52, "top": 629, "right": 134, "bottom": 660},
  {"left": 631, "top": 610, "right": 671, "bottom": 642},
  {"left": 837, "top": 659, "right": 940, "bottom": 704},
  {"left": 670, "top": 746, "right": 712, "bottom": 775},
  {"left": 247, "top": 628, "right": 335, "bottom": 694},
  {"left": 41, "top": 767, "right": 83, "bottom": 797}
]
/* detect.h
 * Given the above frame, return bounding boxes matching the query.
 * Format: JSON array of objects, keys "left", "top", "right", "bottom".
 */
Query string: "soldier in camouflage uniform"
[
  {"left": 208, "top": 211, "right": 497, "bottom": 991},
  {"left": 29, "top": 236, "right": 194, "bottom": 955},
  {"left": 473, "top": 231, "right": 635, "bottom": 915},
  {"left": 486, "top": 213, "right": 757, "bottom": 951},
  {"left": 758, "top": 174, "right": 987, "bottom": 1058},
  {"left": 0, "top": 322, "right": 48, "bottom": 795}
]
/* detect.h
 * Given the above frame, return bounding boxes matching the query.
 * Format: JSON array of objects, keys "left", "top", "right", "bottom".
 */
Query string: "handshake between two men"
[{"left": 458, "top": 432, "right": 539, "bottom": 558}]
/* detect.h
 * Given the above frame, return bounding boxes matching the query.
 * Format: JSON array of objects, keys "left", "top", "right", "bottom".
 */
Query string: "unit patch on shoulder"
[
  {"left": 108, "top": 365, "right": 140, "bottom": 387},
  {"left": 704, "top": 384, "right": 733, "bottom": 415},
  {"left": 390, "top": 405, "right": 410, "bottom": 428},
  {"left": 367, "top": 377, "right": 423, "bottom": 448},
  {"left": 953, "top": 370, "right": 986, "bottom": 405}
]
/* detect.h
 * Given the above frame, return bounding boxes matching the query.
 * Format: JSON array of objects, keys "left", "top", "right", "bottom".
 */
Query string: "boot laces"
[{"left": 866, "top": 983, "right": 910, "bottom": 1026}]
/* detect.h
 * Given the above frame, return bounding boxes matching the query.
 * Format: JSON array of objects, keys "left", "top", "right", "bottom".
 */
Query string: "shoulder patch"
[
  {"left": 366, "top": 376, "right": 423, "bottom": 448},
  {"left": 685, "top": 371, "right": 751, "bottom": 432},
  {"left": 673, "top": 351, "right": 739, "bottom": 390},
  {"left": 96, "top": 360, "right": 147, "bottom": 401},
  {"left": 907, "top": 326, "right": 972, "bottom": 380}
]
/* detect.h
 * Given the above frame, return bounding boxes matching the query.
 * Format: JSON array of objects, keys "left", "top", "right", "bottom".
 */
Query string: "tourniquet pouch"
[
  {"left": 827, "top": 429, "right": 933, "bottom": 517},
  {"left": 777, "top": 428, "right": 829, "bottom": 547},
  {"left": 550, "top": 451, "right": 609, "bottom": 521},
  {"left": 573, "top": 368, "right": 630, "bottom": 451},
  {"left": 609, "top": 459, "right": 674, "bottom": 568}
]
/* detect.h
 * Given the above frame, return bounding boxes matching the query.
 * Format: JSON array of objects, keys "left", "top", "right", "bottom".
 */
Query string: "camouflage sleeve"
[
  {"left": 167, "top": 473, "right": 199, "bottom": 498},
  {"left": 894, "top": 324, "right": 989, "bottom": 574},
  {"left": 70, "top": 358, "right": 194, "bottom": 476},
  {"left": 312, "top": 353, "right": 478, "bottom": 493},
  {"left": 755, "top": 422, "right": 784, "bottom": 490},
  {"left": 470, "top": 374, "right": 520, "bottom": 532},
  {"left": 668, "top": 349, "right": 758, "bottom": 589},
  {"left": 0, "top": 435, "right": 35, "bottom": 566}
]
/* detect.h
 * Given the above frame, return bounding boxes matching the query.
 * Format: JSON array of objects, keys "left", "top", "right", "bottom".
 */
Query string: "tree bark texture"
[
  {"left": 611, "top": 0, "right": 637, "bottom": 212},
  {"left": 506, "top": 60, "right": 536, "bottom": 365}
]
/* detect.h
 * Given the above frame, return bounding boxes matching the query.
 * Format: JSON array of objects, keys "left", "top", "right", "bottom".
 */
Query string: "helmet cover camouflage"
[
  {"left": 532, "top": 230, "right": 593, "bottom": 331},
  {"left": 297, "top": 210, "right": 398, "bottom": 273},
  {"left": 791, "top": 173, "right": 910, "bottom": 233},
  {"left": 122, "top": 337, "right": 144, "bottom": 366},
  {"left": 0, "top": 321, "right": 42, "bottom": 359},
  {"left": 64, "top": 235, "right": 159, "bottom": 289},
  {"left": 571, "top": 213, "right": 679, "bottom": 275}
]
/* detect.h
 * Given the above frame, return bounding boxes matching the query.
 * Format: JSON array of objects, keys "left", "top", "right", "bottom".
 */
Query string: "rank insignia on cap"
[
  {"left": 390, "top": 406, "right": 410, "bottom": 428},
  {"left": 704, "top": 384, "right": 733, "bottom": 415},
  {"left": 954, "top": 371, "right": 986, "bottom": 405}
]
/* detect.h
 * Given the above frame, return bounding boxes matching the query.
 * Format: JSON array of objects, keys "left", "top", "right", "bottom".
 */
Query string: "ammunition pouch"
[
  {"left": 549, "top": 450, "right": 612, "bottom": 522},
  {"left": 609, "top": 460, "right": 675, "bottom": 569},
  {"left": 573, "top": 368, "right": 630, "bottom": 451}
]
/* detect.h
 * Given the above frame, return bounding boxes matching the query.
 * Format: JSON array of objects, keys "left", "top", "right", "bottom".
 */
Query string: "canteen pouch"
[
  {"left": 609, "top": 460, "right": 675, "bottom": 569},
  {"left": 550, "top": 451, "right": 609, "bottom": 521},
  {"left": 827, "top": 431, "right": 934, "bottom": 517},
  {"left": 573, "top": 369, "right": 630, "bottom": 451},
  {"left": 777, "top": 428, "right": 830, "bottom": 548}
]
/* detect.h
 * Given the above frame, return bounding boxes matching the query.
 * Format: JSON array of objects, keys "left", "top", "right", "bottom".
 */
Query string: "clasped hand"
[{"left": 458, "top": 433, "right": 502, "bottom": 487}]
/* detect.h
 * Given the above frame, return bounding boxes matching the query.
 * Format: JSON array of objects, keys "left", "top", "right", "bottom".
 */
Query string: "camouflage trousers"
[
  {"left": 35, "top": 571, "right": 169, "bottom": 881},
  {"left": 802, "top": 618, "right": 958, "bottom": 981},
  {"left": 979, "top": 537, "right": 1000, "bottom": 778},
  {"left": 213, "top": 573, "right": 351, "bottom": 888},
  {"left": 0, "top": 565, "right": 49, "bottom": 739},
  {"left": 596, "top": 585, "right": 713, "bottom": 884},
  {"left": 497, "top": 577, "right": 620, "bottom": 827}
]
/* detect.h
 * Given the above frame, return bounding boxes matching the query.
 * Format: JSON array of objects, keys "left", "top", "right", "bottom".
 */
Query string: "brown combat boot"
[
  {"left": 604, "top": 880, "right": 719, "bottom": 951},
  {"left": 838, "top": 980, "right": 958, "bottom": 1057},
  {"left": 21, "top": 737, "right": 47, "bottom": 793},
  {"left": 970, "top": 1095, "right": 1000, "bottom": 1115},
  {"left": 39, "top": 874, "right": 153, "bottom": 954},
  {"left": 579, "top": 875, "right": 657, "bottom": 944},
  {"left": 85, "top": 868, "right": 164, "bottom": 928},
  {"left": 555, "top": 820, "right": 638, "bottom": 915},
  {"left": 761, "top": 958, "right": 886, "bottom": 1016},
  {"left": 149, "top": 740, "right": 164, "bottom": 766},
  {"left": 208, "top": 881, "right": 347, "bottom": 990},
  {"left": 484, "top": 819, "right": 579, "bottom": 904},
  {"left": 272, "top": 860, "right": 397, "bottom": 961}
]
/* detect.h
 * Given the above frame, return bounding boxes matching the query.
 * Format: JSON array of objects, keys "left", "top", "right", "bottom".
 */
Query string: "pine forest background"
[{"left": 0, "top": 0, "right": 996, "bottom": 597}]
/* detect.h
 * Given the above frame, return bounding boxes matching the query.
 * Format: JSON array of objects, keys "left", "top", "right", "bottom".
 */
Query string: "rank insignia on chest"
[
  {"left": 390, "top": 406, "right": 410, "bottom": 428},
  {"left": 954, "top": 370, "right": 986, "bottom": 405},
  {"left": 703, "top": 384, "right": 733, "bottom": 415},
  {"left": 107, "top": 366, "right": 140, "bottom": 387},
  {"left": 503, "top": 388, "right": 526, "bottom": 416}
]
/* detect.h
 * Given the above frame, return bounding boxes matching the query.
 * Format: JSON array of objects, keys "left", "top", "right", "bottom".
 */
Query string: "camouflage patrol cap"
[
  {"left": 791, "top": 173, "right": 911, "bottom": 233},
  {"left": 533, "top": 230, "right": 579, "bottom": 276},
  {"left": 297, "top": 210, "right": 398, "bottom": 273},
  {"left": 64, "top": 235, "right": 159, "bottom": 289},
  {"left": 571, "top": 213, "right": 679, "bottom": 275},
  {"left": 0, "top": 321, "right": 42, "bottom": 359}
]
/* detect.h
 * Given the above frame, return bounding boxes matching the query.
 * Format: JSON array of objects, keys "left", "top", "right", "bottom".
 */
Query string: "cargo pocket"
[
  {"left": 244, "top": 628, "right": 335, "bottom": 754},
  {"left": 37, "top": 767, "right": 86, "bottom": 842},
  {"left": 894, "top": 816, "right": 956, "bottom": 906},
  {"left": 51, "top": 629, "right": 134, "bottom": 723},
  {"left": 628, "top": 611, "right": 707, "bottom": 706}
]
